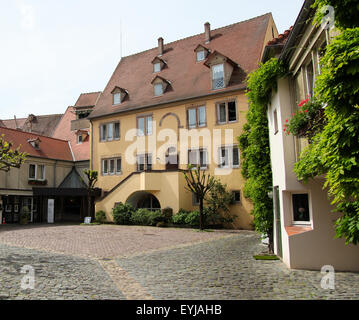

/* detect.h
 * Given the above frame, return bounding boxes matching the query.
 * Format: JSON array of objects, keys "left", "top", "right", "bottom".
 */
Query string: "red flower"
[
  {"left": 285, "top": 119, "right": 288, "bottom": 123},
  {"left": 304, "top": 110, "right": 308, "bottom": 113}
]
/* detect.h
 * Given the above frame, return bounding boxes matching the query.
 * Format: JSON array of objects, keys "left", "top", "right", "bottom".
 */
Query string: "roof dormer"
[
  {"left": 28, "top": 137, "right": 41, "bottom": 150},
  {"left": 151, "top": 76, "right": 171, "bottom": 96},
  {"left": 111, "top": 86, "right": 129, "bottom": 105},
  {"left": 151, "top": 57, "right": 167, "bottom": 73},
  {"left": 194, "top": 45, "right": 210, "bottom": 62},
  {"left": 204, "top": 50, "right": 238, "bottom": 90}
]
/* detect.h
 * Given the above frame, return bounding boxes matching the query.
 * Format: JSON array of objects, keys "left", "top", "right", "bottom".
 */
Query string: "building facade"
[
  {"left": 265, "top": 1, "right": 359, "bottom": 271},
  {"left": 89, "top": 14, "right": 278, "bottom": 229}
]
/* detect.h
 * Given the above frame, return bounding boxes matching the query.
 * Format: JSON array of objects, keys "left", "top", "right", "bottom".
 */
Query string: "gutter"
[
  {"left": 88, "top": 86, "right": 247, "bottom": 121},
  {"left": 279, "top": 0, "right": 315, "bottom": 63}
]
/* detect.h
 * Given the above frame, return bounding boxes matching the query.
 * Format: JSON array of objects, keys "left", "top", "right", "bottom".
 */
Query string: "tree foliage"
[
  {"left": 313, "top": 0, "right": 359, "bottom": 30},
  {"left": 294, "top": 27, "right": 359, "bottom": 244},
  {"left": 0, "top": 134, "right": 27, "bottom": 172},
  {"left": 239, "top": 58, "right": 286, "bottom": 252}
]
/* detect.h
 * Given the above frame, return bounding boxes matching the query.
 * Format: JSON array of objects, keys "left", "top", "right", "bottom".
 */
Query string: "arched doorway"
[{"left": 127, "top": 191, "right": 161, "bottom": 211}]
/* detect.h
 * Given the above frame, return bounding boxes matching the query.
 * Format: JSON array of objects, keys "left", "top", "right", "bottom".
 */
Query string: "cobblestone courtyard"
[{"left": 0, "top": 224, "right": 358, "bottom": 300}]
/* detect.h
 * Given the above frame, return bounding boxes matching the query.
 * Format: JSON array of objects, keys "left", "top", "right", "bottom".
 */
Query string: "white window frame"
[
  {"left": 187, "top": 106, "right": 206, "bottom": 129},
  {"left": 196, "top": 50, "right": 206, "bottom": 62},
  {"left": 188, "top": 148, "right": 208, "bottom": 170},
  {"left": 102, "top": 157, "right": 122, "bottom": 176},
  {"left": 29, "top": 164, "right": 36, "bottom": 180},
  {"left": 113, "top": 93, "right": 122, "bottom": 105},
  {"left": 77, "top": 134, "right": 83, "bottom": 144},
  {"left": 153, "top": 63, "right": 161, "bottom": 73},
  {"left": 29, "top": 164, "right": 45, "bottom": 181},
  {"left": 291, "top": 192, "right": 312, "bottom": 226},
  {"left": 273, "top": 109, "right": 279, "bottom": 135},
  {"left": 212, "top": 63, "right": 225, "bottom": 90},
  {"left": 154, "top": 83, "right": 163, "bottom": 96},
  {"left": 137, "top": 116, "right": 153, "bottom": 136},
  {"left": 100, "top": 122, "right": 120, "bottom": 142},
  {"left": 218, "top": 146, "right": 240, "bottom": 169},
  {"left": 216, "top": 100, "right": 237, "bottom": 124}
]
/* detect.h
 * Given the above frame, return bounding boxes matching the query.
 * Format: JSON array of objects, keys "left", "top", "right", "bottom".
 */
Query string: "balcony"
[{"left": 71, "top": 118, "right": 90, "bottom": 131}]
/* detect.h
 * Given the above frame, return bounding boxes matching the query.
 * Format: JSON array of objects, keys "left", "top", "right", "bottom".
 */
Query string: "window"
[
  {"left": 137, "top": 116, "right": 153, "bottom": 136},
  {"left": 216, "top": 100, "right": 237, "bottom": 124},
  {"left": 28, "top": 164, "right": 45, "bottom": 180},
  {"left": 192, "top": 193, "right": 200, "bottom": 206},
  {"left": 102, "top": 157, "right": 122, "bottom": 175},
  {"left": 187, "top": 106, "right": 206, "bottom": 129},
  {"left": 77, "top": 134, "right": 83, "bottom": 144},
  {"left": 212, "top": 64, "right": 225, "bottom": 89},
  {"left": 196, "top": 50, "right": 206, "bottom": 62},
  {"left": 188, "top": 149, "right": 208, "bottom": 169},
  {"left": 153, "top": 63, "right": 161, "bottom": 73},
  {"left": 154, "top": 83, "right": 163, "bottom": 96},
  {"left": 137, "top": 154, "right": 152, "bottom": 172},
  {"left": 29, "top": 164, "right": 36, "bottom": 180},
  {"left": 232, "top": 191, "right": 241, "bottom": 204},
  {"left": 113, "top": 93, "right": 121, "bottom": 105},
  {"left": 100, "top": 122, "right": 120, "bottom": 141},
  {"left": 273, "top": 109, "right": 279, "bottom": 134},
  {"left": 292, "top": 193, "right": 310, "bottom": 224},
  {"left": 305, "top": 60, "right": 315, "bottom": 97},
  {"left": 219, "top": 146, "right": 240, "bottom": 169}
]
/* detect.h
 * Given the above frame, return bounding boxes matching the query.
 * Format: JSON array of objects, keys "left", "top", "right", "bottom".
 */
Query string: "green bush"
[
  {"left": 112, "top": 202, "right": 135, "bottom": 225},
  {"left": 185, "top": 211, "right": 201, "bottom": 226},
  {"left": 171, "top": 208, "right": 190, "bottom": 225},
  {"left": 95, "top": 210, "right": 106, "bottom": 224},
  {"left": 161, "top": 207, "right": 173, "bottom": 223},
  {"left": 131, "top": 209, "right": 163, "bottom": 226}
]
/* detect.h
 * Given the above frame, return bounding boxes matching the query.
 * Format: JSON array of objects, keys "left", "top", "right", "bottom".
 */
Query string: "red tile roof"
[
  {"left": 52, "top": 107, "right": 90, "bottom": 161},
  {"left": 90, "top": 13, "right": 273, "bottom": 119},
  {"left": 74, "top": 92, "right": 102, "bottom": 108},
  {"left": 0, "top": 126, "right": 74, "bottom": 161},
  {"left": 267, "top": 27, "right": 292, "bottom": 46}
]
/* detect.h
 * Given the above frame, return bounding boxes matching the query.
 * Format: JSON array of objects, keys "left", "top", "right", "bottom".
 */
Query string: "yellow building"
[{"left": 88, "top": 14, "right": 278, "bottom": 229}]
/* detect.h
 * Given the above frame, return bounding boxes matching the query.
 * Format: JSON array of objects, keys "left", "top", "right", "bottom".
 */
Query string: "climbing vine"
[
  {"left": 239, "top": 58, "right": 286, "bottom": 252},
  {"left": 294, "top": 14, "right": 359, "bottom": 244}
]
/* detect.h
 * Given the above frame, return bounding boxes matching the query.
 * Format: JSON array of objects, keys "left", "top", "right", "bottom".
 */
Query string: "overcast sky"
[{"left": 0, "top": 0, "right": 304, "bottom": 120}]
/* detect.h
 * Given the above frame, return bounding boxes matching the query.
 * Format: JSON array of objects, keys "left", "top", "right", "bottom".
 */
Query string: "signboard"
[
  {"left": 47, "top": 199, "right": 54, "bottom": 223},
  {"left": 84, "top": 217, "right": 92, "bottom": 224}
]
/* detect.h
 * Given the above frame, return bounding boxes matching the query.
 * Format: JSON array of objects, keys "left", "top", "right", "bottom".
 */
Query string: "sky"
[{"left": 0, "top": 0, "right": 304, "bottom": 120}]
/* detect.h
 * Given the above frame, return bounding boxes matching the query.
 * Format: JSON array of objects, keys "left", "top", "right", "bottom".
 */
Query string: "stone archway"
[{"left": 126, "top": 191, "right": 161, "bottom": 211}]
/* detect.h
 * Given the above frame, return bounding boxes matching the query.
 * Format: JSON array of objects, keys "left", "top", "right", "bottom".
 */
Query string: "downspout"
[{"left": 53, "top": 160, "right": 58, "bottom": 187}]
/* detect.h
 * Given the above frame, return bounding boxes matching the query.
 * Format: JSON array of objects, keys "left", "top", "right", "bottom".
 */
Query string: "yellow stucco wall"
[{"left": 91, "top": 90, "right": 254, "bottom": 229}]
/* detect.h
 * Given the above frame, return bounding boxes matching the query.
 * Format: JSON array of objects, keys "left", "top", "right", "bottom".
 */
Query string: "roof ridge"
[
  {"left": 121, "top": 13, "right": 272, "bottom": 61},
  {"left": 79, "top": 91, "right": 102, "bottom": 95},
  {"left": 0, "top": 126, "right": 70, "bottom": 143}
]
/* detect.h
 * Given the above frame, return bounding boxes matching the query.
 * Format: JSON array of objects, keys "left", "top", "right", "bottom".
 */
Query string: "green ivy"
[
  {"left": 294, "top": 27, "right": 359, "bottom": 244},
  {"left": 239, "top": 58, "right": 286, "bottom": 252}
]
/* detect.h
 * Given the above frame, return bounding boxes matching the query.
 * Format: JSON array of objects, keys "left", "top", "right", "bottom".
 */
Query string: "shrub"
[
  {"left": 131, "top": 209, "right": 162, "bottom": 226},
  {"left": 95, "top": 210, "right": 106, "bottom": 224},
  {"left": 161, "top": 207, "right": 173, "bottom": 223},
  {"left": 184, "top": 211, "right": 200, "bottom": 226},
  {"left": 171, "top": 208, "right": 190, "bottom": 225},
  {"left": 112, "top": 202, "right": 135, "bottom": 225}
]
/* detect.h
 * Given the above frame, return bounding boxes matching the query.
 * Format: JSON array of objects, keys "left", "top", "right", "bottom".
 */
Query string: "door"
[{"left": 273, "top": 186, "right": 282, "bottom": 258}]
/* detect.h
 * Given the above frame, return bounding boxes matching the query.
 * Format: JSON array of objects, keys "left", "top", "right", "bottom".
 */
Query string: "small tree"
[
  {"left": 0, "top": 134, "right": 27, "bottom": 172},
  {"left": 183, "top": 165, "right": 216, "bottom": 230},
  {"left": 205, "top": 180, "right": 235, "bottom": 226},
  {"left": 83, "top": 169, "right": 98, "bottom": 219}
]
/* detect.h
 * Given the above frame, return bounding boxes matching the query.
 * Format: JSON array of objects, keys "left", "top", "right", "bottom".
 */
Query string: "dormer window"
[
  {"left": 194, "top": 45, "right": 209, "bottom": 62},
  {"left": 151, "top": 76, "right": 170, "bottom": 96},
  {"left": 153, "top": 63, "right": 161, "bottom": 73},
  {"left": 28, "top": 138, "right": 41, "bottom": 150},
  {"left": 152, "top": 57, "right": 166, "bottom": 73},
  {"left": 212, "top": 64, "right": 225, "bottom": 89},
  {"left": 111, "top": 86, "right": 128, "bottom": 105},
  {"left": 113, "top": 93, "right": 122, "bottom": 105},
  {"left": 204, "top": 50, "right": 237, "bottom": 90},
  {"left": 154, "top": 83, "right": 163, "bottom": 96}
]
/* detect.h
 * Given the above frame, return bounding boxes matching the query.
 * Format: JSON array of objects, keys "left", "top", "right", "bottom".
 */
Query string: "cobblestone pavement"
[
  {"left": 116, "top": 232, "right": 359, "bottom": 300},
  {"left": 0, "top": 243, "right": 124, "bottom": 300},
  {"left": 0, "top": 224, "right": 358, "bottom": 300}
]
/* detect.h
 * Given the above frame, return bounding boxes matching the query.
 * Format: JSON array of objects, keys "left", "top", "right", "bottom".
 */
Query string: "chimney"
[
  {"left": 158, "top": 37, "right": 164, "bottom": 56},
  {"left": 204, "top": 22, "right": 211, "bottom": 43}
]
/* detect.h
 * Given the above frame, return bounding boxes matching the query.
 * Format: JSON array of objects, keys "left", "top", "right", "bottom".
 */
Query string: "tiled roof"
[
  {"left": 74, "top": 92, "right": 102, "bottom": 108},
  {"left": 52, "top": 106, "right": 90, "bottom": 161},
  {"left": 0, "top": 114, "right": 63, "bottom": 137},
  {"left": 267, "top": 27, "right": 292, "bottom": 46},
  {"left": 90, "top": 13, "right": 273, "bottom": 119},
  {"left": 0, "top": 126, "right": 74, "bottom": 161}
]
